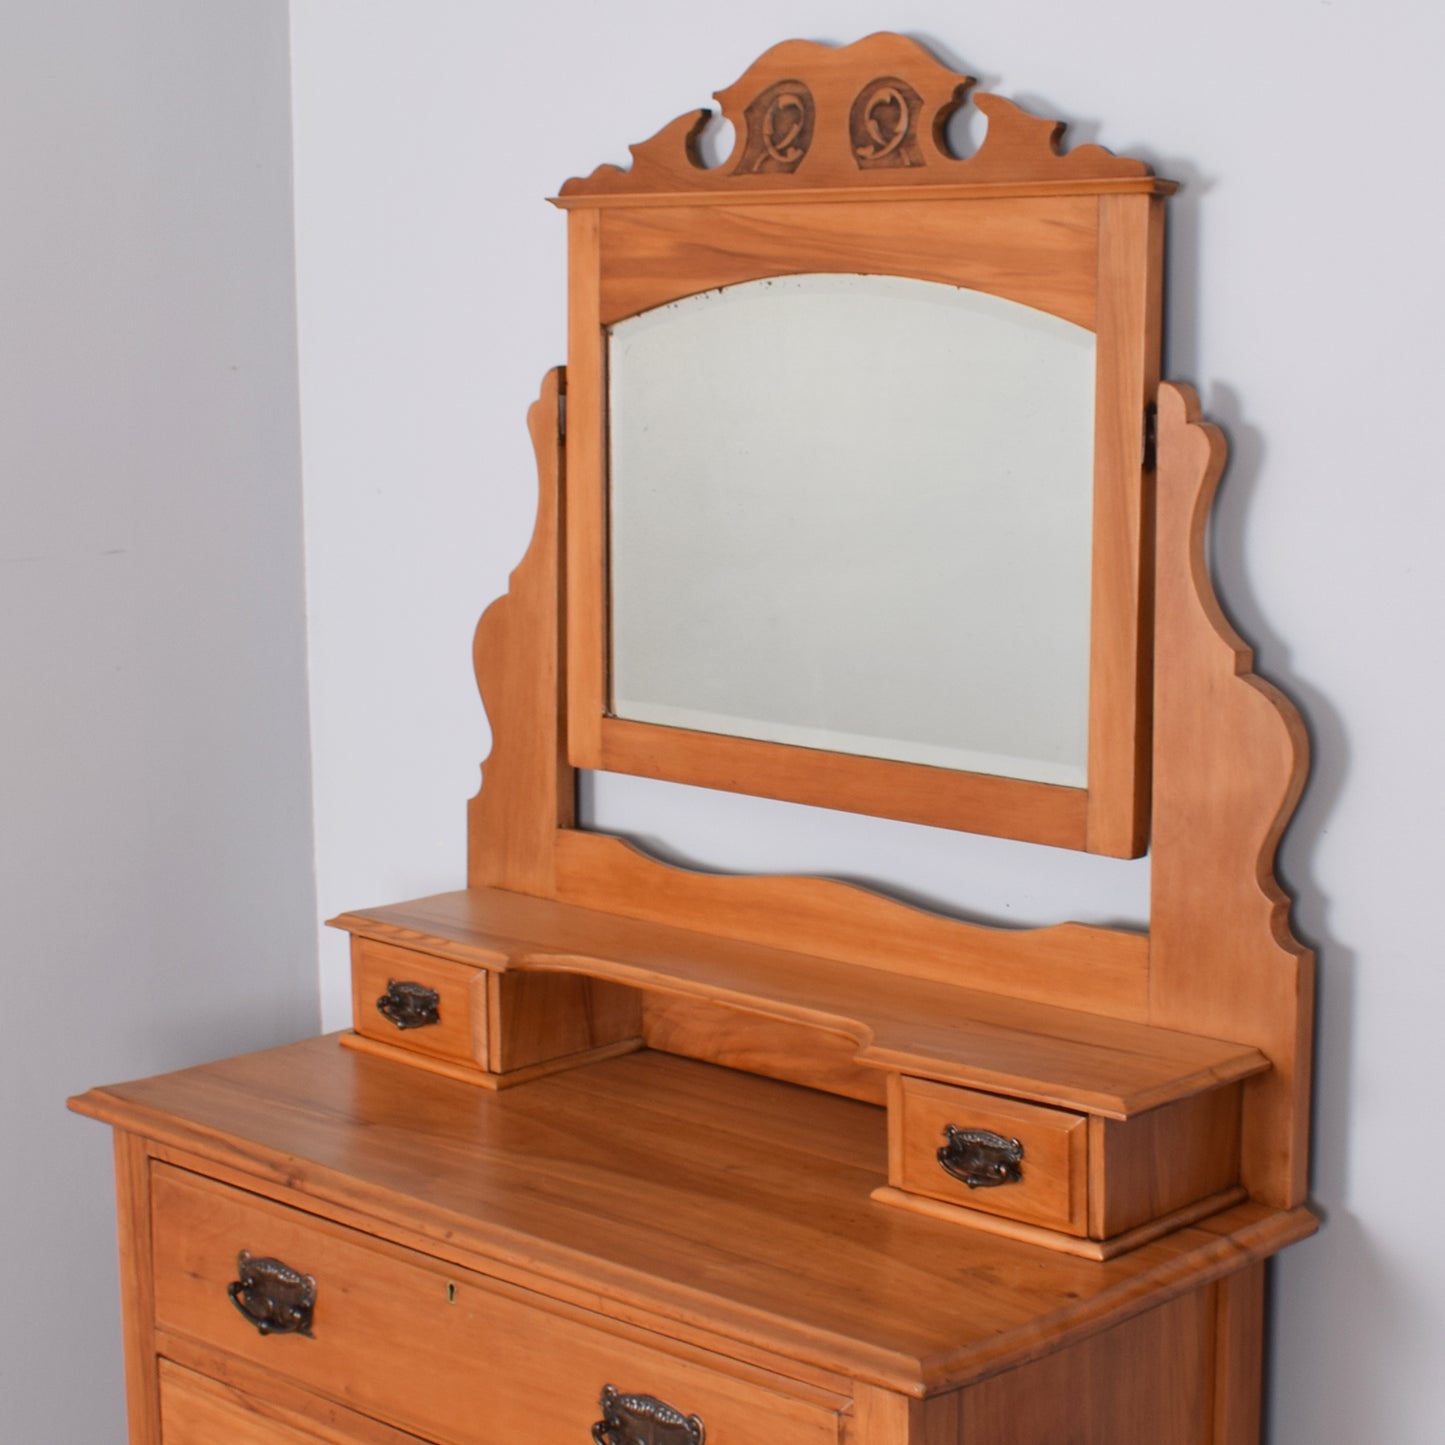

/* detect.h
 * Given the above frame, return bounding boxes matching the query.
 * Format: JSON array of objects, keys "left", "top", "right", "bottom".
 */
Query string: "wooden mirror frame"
[{"left": 557, "top": 34, "right": 1171, "bottom": 856}]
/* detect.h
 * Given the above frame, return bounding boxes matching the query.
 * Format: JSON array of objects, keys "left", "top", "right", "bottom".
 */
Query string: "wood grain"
[
  {"left": 349, "top": 937, "right": 489, "bottom": 1069},
  {"left": 114, "top": 1131, "right": 162, "bottom": 1445},
  {"left": 467, "top": 368, "right": 573, "bottom": 893},
  {"left": 598, "top": 197, "right": 1099, "bottom": 328},
  {"left": 1088, "top": 1085, "right": 1241, "bottom": 1238},
  {"left": 558, "top": 34, "right": 1162, "bottom": 201},
  {"left": 70, "top": 1036, "right": 1317, "bottom": 1399},
  {"left": 1211, "top": 1263, "right": 1266, "bottom": 1444},
  {"left": 956, "top": 1290, "right": 1212, "bottom": 1444},
  {"left": 552, "top": 831, "right": 1151, "bottom": 1019},
  {"left": 158, "top": 1357, "right": 429, "bottom": 1445},
  {"left": 332, "top": 886, "right": 1265, "bottom": 1118},
  {"left": 1147, "top": 383, "right": 1315, "bottom": 1208},
  {"left": 151, "top": 1161, "right": 842, "bottom": 1445},
  {"left": 1084, "top": 192, "right": 1165, "bottom": 856},
  {"left": 642, "top": 993, "right": 887, "bottom": 1104},
  {"left": 890, "top": 1076, "right": 1088, "bottom": 1235}
]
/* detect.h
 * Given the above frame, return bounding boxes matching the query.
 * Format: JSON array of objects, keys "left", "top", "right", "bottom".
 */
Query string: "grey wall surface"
[{"left": 0, "top": 4, "right": 317, "bottom": 1439}]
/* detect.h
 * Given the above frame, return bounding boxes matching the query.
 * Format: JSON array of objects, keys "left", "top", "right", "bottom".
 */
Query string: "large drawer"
[
  {"left": 158, "top": 1358, "right": 428, "bottom": 1444},
  {"left": 150, "top": 1164, "right": 844, "bottom": 1445}
]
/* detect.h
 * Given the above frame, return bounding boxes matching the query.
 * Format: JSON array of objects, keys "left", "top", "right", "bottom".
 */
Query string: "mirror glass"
[{"left": 607, "top": 274, "right": 1096, "bottom": 788}]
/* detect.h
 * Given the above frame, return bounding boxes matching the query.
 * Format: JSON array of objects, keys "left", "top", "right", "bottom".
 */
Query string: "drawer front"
[
  {"left": 151, "top": 1165, "right": 842, "bottom": 1445},
  {"left": 891, "top": 1076, "right": 1088, "bottom": 1234},
  {"left": 350, "top": 937, "right": 487, "bottom": 1067},
  {"left": 158, "top": 1358, "right": 425, "bottom": 1444}
]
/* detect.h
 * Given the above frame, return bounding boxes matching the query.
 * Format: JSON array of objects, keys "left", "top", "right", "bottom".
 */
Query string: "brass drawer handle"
[
  {"left": 376, "top": 978, "right": 441, "bottom": 1030},
  {"left": 593, "top": 1384, "right": 705, "bottom": 1445},
  {"left": 937, "top": 1125, "right": 1024, "bottom": 1189},
  {"left": 226, "top": 1250, "right": 316, "bottom": 1337}
]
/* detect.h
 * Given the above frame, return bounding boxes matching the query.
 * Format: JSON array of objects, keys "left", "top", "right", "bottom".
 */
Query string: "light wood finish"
[
  {"left": 869, "top": 1183, "right": 1245, "bottom": 1263},
  {"left": 597, "top": 197, "right": 1100, "bottom": 329},
  {"left": 332, "top": 886, "right": 1266, "bottom": 1118},
  {"left": 114, "top": 1130, "right": 162, "bottom": 1445},
  {"left": 158, "top": 1359, "right": 428, "bottom": 1445},
  {"left": 74, "top": 38, "right": 1318, "bottom": 1445},
  {"left": 487, "top": 970, "right": 641, "bottom": 1074},
  {"left": 466, "top": 368, "right": 573, "bottom": 893},
  {"left": 71, "top": 1037, "right": 1315, "bottom": 1401},
  {"left": 956, "top": 1290, "right": 1212, "bottom": 1445},
  {"left": 889, "top": 1076, "right": 1088, "bottom": 1235},
  {"left": 350, "top": 938, "right": 490, "bottom": 1069},
  {"left": 558, "top": 34, "right": 1161, "bottom": 202},
  {"left": 642, "top": 993, "right": 888, "bottom": 1105},
  {"left": 1211, "top": 1263, "right": 1266, "bottom": 1445},
  {"left": 1146, "top": 383, "right": 1315, "bottom": 1208},
  {"left": 588, "top": 717, "right": 1092, "bottom": 851},
  {"left": 560, "top": 210, "right": 606, "bottom": 777},
  {"left": 554, "top": 829, "right": 1152, "bottom": 1020},
  {"left": 1086, "top": 192, "right": 1165, "bottom": 855},
  {"left": 339, "top": 1030, "right": 642, "bottom": 1092},
  {"left": 1088, "top": 1085, "right": 1241, "bottom": 1238},
  {"left": 561, "top": 35, "right": 1161, "bottom": 856},
  {"left": 152, "top": 1159, "right": 842, "bottom": 1445}
]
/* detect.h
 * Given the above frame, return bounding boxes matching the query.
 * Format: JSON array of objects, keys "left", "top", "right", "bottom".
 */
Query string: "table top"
[{"left": 71, "top": 1034, "right": 1314, "bottom": 1395}]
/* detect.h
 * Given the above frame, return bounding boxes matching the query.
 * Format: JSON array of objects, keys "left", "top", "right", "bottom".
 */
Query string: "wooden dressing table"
[{"left": 72, "top": 34, "right": 1315, "bottom": 1445}]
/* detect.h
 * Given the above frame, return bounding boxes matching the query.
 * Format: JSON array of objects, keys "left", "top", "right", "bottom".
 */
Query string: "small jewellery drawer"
[
  {"left": 890, "top": 1076, "right": 1089, "bottom": 1235},
  {"left": 150, "top": 1164, "right": 844, "bottom": 1445},
  {"left": 883, "top": 1075, "right": 1245, "bottom": 1255},
  {"left": 350, "top": 937, "right": 488, "bottom": 1068}
]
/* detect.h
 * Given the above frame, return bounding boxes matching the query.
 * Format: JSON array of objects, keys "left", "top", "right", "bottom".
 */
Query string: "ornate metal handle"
[
  {"left": 376, "top": 978, "right": 441, "bottom": 1030},
  {"left": 227, "top": 1250, "right": 316, "bottom": 1336},
  {"left": 937, "top": 1125, "right": 1024, "bottom": 1189},
  {"left": 593, "top": 1384, "right": 705, "bottom": 1445}
]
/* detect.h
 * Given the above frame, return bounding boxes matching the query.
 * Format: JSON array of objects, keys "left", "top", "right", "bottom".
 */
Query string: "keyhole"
[{"left": 446, "top": 1282, "right": 457, "bottom": 1304}]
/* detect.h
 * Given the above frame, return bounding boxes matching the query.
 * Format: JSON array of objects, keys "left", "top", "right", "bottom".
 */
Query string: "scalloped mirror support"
[{"left": 467, "top": 373, "right": 1311, "bottom": 1209}]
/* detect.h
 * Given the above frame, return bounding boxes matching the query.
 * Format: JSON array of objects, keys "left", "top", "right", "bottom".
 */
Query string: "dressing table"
[{"left": 71, "top": 34, "right": 1315, "bottom": 1445}]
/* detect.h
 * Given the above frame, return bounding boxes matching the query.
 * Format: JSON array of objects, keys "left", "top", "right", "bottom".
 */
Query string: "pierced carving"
[
  {"left": 734, "top": 80, "right": 814, "bottom": 174},
  {"left": 557, "top": 33, "right": 1156, "bottom": 199},
  {"left": 593, "top": 1384, "right": 705, "bottom": 1445},
  {"left": 850, "top": 77, "right": 924, "bottom": 169}
]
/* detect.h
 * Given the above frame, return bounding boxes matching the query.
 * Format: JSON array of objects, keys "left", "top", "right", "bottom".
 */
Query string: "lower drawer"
[
  {"left": 150, "top": 1164, "right": 843, "bottom": 1445},
  {"left": 159, "top": 1358, "right": 427, "bottom": 1444}
]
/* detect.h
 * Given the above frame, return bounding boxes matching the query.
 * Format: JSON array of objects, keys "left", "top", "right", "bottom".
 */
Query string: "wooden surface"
[
  {"left": 70, "top": 1035, "right": 1315, "bottom": 1400},
  {"left": 153, "top": 1162, "right": 842, "bottom": 1445},
  {"left": 332, "top": 886, "right": 1266, "bottom": 1118},
  {"left": 1146, "top": 384, "right": 1315, "bottom": 1208},
  {"left": 552, "top": 830, "right": 1152, "bottom": 1020},
  {"left": 557, "top": 38, "right": 1161, "bottom": 855},
  {"left": 1086, "top": 191, "right": 1165, "bottom": 855},
  {"left": 115, "top": 1130, "right": 162, "bottom": 1445},
  {"left": 157, "top": 1359, "right": 425, "bottom": 1445},
  {"left": 467, "top": 369, "right": 572, "bottom": 893},
  {"left": 890, "top": 1076, "right": 1088, "bottom": 1235},
  {"left": 956, "top": 1291, "right": 1212, "bottom": 1445},
  {"left": 1090, "top": 1086, "right": 1241, "bottom": 1239},
  {"left": 597, "top": 197, "right": 1100, "bottom": 328},
  {"left": 557, "top": 33, "right": 1163, "bottom": 202},
  {"left": 351, "top": 938, "right": 489, "bottom": 1068}
]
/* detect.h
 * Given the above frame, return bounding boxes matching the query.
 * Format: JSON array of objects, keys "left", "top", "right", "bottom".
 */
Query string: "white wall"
[
  {"left": 0, "top": 4, "right": 317, "bottom": 1440},
  {"left": 287, "top": 2, "right": 1445, "bottom": 1441}
]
